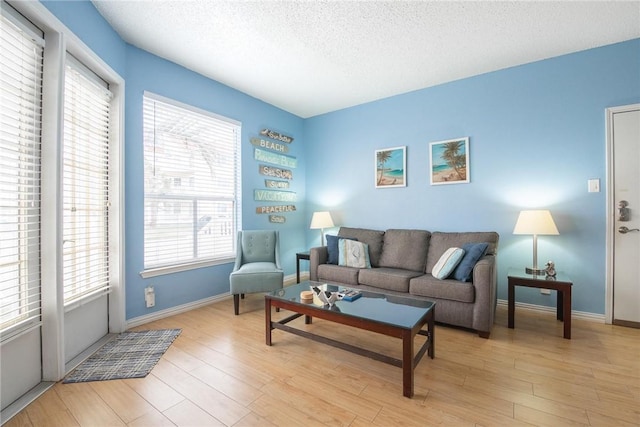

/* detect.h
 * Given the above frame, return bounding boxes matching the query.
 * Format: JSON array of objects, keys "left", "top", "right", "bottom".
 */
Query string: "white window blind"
[
  {"left": 143, "top": 93, "right": 241, "bottom": 270},
  {"left": 0, "top": 4, "right": 44, "bottom": 334},
  {"left": 62, "top": 55, "right": 112, "bottom": 304}
]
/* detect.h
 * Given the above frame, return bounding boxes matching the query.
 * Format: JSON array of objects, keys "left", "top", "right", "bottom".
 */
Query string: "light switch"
[{"left": 588, "top": 179, "right": 600, "bottom": 193}]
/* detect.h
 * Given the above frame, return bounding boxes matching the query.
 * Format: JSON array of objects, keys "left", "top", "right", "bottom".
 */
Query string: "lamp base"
[{"left": 525, "top": 267, "right": 546, "bottom": 275}]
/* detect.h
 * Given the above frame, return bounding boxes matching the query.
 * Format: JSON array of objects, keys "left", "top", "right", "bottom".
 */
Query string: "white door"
[
  {"left": 607, "top": 104, "right": 640, "bottom": 327},
  {"left": 61, "top": 57, "right": 113, "bottom": 365}
]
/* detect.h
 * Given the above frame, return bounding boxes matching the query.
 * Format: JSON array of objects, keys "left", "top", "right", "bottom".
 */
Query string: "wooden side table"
[
  {"left": 296, "top": 251, "right": 310, "bottom": 283},
  {"left": 507, "top": 268, "right": 573, "bottom": 339}
]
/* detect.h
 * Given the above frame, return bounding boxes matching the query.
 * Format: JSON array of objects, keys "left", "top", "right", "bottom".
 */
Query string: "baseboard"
[
  {"left": 1, "top": 381, "right": 54, "bottom": 425},
  {"left": 285, "top": 272, "right": 308, "bottom": 285},
  {"left": 496, "top": 299, "right": 605, "bottom": 322},
  {"left": 127, "top": 293, "right": 231, "bottom": 329},
  {"left": 127, "top": 273, "right": 304, "bottom": 329}
]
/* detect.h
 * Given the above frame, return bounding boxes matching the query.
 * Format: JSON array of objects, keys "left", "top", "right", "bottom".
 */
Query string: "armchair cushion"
[{"left": 240, "top": 230, "right": 279, "bottom": 264}]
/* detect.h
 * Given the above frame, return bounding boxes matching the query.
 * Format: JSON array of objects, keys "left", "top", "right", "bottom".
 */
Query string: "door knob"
[{"left": 618, "top": 226, "right": 640, "bottom": 234}]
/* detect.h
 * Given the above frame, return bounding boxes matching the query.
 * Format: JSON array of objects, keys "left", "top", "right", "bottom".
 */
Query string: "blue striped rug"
[{"left": 63, "top": 329, "right": 181, "bottom": 383}]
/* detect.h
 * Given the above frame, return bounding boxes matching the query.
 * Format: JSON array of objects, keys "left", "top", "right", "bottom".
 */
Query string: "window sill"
[{"left": 140, "top": 257, "right": 235, "bottom": 279}]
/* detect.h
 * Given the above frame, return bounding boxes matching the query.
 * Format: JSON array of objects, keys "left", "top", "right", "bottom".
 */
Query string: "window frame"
[{"left": 140, "top": 92, "right": 241, "bottom": 279}]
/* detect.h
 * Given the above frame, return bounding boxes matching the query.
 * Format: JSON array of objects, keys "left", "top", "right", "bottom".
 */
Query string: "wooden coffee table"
[{"left": 265, "top": 281, "right": 435, "bottom": 398}]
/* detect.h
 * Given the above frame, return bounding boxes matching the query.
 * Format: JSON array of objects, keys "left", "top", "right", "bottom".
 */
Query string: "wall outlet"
[
  {"left": 145, "top": 286, "right": 155, "bottom": 308},
  {"left": 540, "top": 289, "right": 551, "bottom": 295}
]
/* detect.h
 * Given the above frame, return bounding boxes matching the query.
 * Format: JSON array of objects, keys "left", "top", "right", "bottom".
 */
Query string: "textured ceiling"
[{"left": 92, "top": 1, "right": 640, "bottom": 118}]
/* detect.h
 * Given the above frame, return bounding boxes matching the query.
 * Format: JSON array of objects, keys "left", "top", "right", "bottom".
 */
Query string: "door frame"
[
  {"left": 12, "top": 0, "right": 126, "bottom": 381},
  {"left": 605, "top": 103, "right": 640, "bottom": 324}
]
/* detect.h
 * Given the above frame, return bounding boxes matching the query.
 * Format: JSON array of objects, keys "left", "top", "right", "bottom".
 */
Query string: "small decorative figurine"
[
  {"left": 545, "top": 261, "right": 556, "bottom": 277},
  {"left": 311, "top": 286, "right": 344, "bottom": 307}
]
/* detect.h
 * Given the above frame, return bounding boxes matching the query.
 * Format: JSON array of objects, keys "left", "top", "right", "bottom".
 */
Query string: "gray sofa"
[{"left": 309, "top": 227, "right": 499, "bottom": 338}]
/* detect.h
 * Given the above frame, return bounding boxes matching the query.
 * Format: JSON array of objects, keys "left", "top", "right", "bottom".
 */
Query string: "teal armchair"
[{"left": 229, "top": 230, "right": 284, "bottom": 315}]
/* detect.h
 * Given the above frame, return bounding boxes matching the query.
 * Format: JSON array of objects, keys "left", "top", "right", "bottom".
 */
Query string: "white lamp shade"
[
  {"left": 310, "top": 211, "right": 334, "bottom": 229},
  {"left": 513, "top": 210, "right": 559, "bottom": 235}
]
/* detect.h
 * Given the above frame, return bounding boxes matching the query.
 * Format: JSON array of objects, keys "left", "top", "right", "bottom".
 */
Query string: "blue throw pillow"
[
  {"left": 452, "top": 242, "right": 489, "bottom": 282},
  {"left": 326, "top": 235, "right": 357, "bottom": 265}
]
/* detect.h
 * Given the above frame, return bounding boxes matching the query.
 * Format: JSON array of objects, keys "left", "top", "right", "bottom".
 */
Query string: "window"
[
  {"left": 0, "top": 4, "right": 44, "bottom": 334},
  {"left": 62, "top": 55, "right": 112, "bottom": 304},
  {"left": 142, "top": 93, "right": 241, "bottom": 274}
]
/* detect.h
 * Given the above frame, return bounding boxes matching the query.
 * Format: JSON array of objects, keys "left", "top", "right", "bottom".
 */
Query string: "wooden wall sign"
[
  {"left": 256, "top": 205, "right": 296, "bottom": 214},
  {"left": 254, "top": 148, "right": 297, "bottom": 168},
  {"left": 258, "top": 164, "right": 293, "bottom": 180},
  {"left": 269, "top": 215, "right": 286, "bottom": 223},
  {"left": 250, "top": 137, "right": 289, "bottom": 153},
  {"left": 260, "top": 129, "right": 293, "bottom": 144},
  {"left": 265, "top": 179, "right": 290, "bottom": 189},
  {"left": 254, "top": 189, "right": 297, "bottom": 202}
]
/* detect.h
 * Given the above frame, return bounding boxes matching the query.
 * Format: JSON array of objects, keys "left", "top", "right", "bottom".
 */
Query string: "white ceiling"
[{"left": 92, "top": 1, "right": 640, "bottom": 118}]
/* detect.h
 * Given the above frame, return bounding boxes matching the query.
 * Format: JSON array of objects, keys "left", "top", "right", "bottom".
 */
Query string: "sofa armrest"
[
  {"left": 471, "top": 254, "right": 497, "bottom": 337},
  {"left": 310, "top": 246, "right": 328, "bottom": 281}
]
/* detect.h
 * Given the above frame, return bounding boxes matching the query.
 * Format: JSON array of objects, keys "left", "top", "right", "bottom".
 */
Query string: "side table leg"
[
  {"left": 508, "top": 281, "right": 515, "bottom": 329},
  {"left": 557, "top": 290, "right": 564, "bottom": 321},
  {"left": 563, "top": 288, "right": 572, "bottom": 339}
]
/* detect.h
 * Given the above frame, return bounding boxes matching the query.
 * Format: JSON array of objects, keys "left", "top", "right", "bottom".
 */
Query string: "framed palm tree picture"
[
  {"left": 375, "top": 146, "right": 406, "bottom": 188},
  {"left": 429, "top": 137, "right": 470, "bottom": 185}
]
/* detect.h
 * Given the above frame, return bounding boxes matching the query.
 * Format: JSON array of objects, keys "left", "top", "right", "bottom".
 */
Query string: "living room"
[{"left": 1, "top": 0, "right": 639, "bottom": 425}]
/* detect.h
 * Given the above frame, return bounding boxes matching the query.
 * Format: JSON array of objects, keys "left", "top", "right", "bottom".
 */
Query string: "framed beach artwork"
[
  {"left": 375, "top": 146, "right": 406, "bottom": 188},
  {"left": 429, "top": 137, "right": 470, "bottom": 185}
]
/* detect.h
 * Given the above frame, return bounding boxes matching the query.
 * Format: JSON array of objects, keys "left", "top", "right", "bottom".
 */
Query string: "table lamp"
[
  {"left": 513, "top": 210, "right": 559, "bottom": 275},
  {"left": 310, "top": 211, "right": 334, "bottom": 246}
]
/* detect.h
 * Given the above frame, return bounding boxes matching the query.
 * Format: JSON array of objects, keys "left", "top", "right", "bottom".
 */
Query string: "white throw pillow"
[
  {"left": 432, "top": 247, "right": 465, "bottom": 280},
  {"left": 338, "top": 239, "right": 371, "bottom": 268}
]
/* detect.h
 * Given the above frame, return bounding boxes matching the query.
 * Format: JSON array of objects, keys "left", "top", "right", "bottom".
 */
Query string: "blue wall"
[
  {"left": 42, "top": 1, "right": 640, "bottom": 318},
  {"left": 305, "top": 39, "right": 640, "bottom": 314},
  {"left": 123, "top": 48, "right": 305, "bottom": 319},
  {"left": 43, "top": 1, "right": 306, "bottom": 320}
]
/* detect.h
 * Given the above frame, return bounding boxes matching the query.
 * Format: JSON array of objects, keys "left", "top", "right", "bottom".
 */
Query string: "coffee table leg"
[
  {"left": 428, "top": 310, "right": 435, "bottom": 359},
  {"left": 265, "top": 298, "right": 272, "bottom": 346},
  {"left": 402, "top": 330, "right": 414, "bottom": 398}
]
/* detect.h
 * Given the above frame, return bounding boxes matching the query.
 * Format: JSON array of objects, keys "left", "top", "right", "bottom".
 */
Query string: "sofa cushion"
[
  {"left": 378, "top": 229, "right": 430, "bottom": 272},
  {"left": 452, "top": 242, "right": 489, "bottom": 282},
  {"left": 426, "top": 232, "right": 499, "bottom": 274},
  {"left": 338, "top": 240, "right": 371, "bottom": 268},
  {"left": 358, "top": 267, "right": 423, "bottom": 293},
  {"left": 316, "top": 264, "right": 360, "bottom": 286},
  {"left": 325, "top": 235, "right": 357, "bottom": 265},
  {"left": 432, "top": 247, "right": 465, "bottom": 279},
  {"left": 409, "top": 275, "right": 475, "bottom": 303},
  {"left": 338, "top": 227, "right": 385, "bottom": 267}
]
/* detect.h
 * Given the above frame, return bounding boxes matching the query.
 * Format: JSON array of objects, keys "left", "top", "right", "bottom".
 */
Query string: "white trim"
[
  {"left": 140, "top": 257, "right": 234, "bottom": 279},
  {"left": 496, "top": 299, "right": 605, "bottom": 323},
  {"left": 604, "top": 104, "right": 640, "bottom": 325},
  {"left": 144, "top": 90, "right": 242, "bottom": 126},
  {"left": 7, "top": 0, "right": 126, "bottom": 381},
  {"left": 0, "top": 381, "right": 55, "bottom": 425},
  {"left": 126, "top": 294, "right": 232, "bottom": 329}
]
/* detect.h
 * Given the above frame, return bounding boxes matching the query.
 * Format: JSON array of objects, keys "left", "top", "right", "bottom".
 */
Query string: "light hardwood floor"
[{"left": 5, "top": 295, "right": 640, "bottom": 427}]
